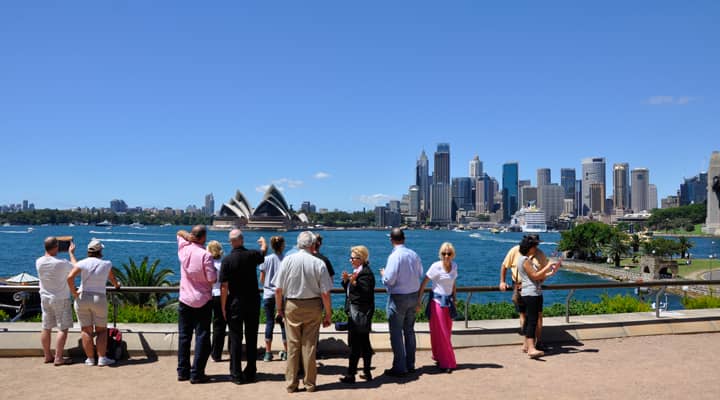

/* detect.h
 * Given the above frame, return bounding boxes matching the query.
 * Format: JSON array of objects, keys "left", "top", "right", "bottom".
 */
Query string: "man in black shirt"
[
  {"left": 220, "top": 229, "right": 267, "bottom": 384},
  {"left": 312, "top": 234, "right": 334, "bottom": 283}
]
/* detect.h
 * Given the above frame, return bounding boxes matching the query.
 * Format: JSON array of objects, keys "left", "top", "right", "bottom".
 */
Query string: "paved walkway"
[{"left": 2, "top": 333, "right": 719, "bottom": 400}]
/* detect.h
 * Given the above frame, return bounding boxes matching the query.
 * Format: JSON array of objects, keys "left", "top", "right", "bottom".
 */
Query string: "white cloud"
[
  {"left": 357, "top": 193, "right": 393, "bottom": 206},
  {"left": 646, "top": 96, "right": 696, "bottom": 105},
  {"left": 256, "top": 178, "right": 303, "bottom": 193},
  {"left": 314, "top": 172, "right": 331, "bottom": 179},
  {"left": 273, "top": 178, "right": 303, "bottom": 188}
]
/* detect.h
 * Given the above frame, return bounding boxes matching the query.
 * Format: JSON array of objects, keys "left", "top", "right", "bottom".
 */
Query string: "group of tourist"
[{"left": 35, "top": 226, "right": 561, "bottom": 392}]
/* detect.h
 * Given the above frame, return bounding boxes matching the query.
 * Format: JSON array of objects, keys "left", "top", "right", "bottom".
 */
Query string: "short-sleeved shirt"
[
  {"left": 426, "top": 261, "right": 458, "bottom": 297},
  {"left": 382, "top": 244, "right": 424, "bottom": 295},
  {"left": 75, "top": 257, "right": 113, "bottom": 295},
  {"left": 219, "top": 246, "right": 265, "bottom": 304},
  {"left": 178, "top": 235, "right": 217, "bottom": 308},
  {"left": 273, "top": 249, "right": 332, "bottom": 299},
  {"left": 36, "top": 255, "right": 73, "bottom": 300},
  {"left": 502, "top": 245, "right": 547, "bottom": 282},
  {"left": 259, "top": 253, "right": 283, "bottom": 299}
]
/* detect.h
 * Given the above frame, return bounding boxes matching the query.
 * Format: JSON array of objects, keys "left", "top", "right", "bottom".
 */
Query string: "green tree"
[
  {"left": 558, "top": 221, "right": 617, "bottom": 261},
  {"left": 677, "top": 236, "right": 694, "bottom": 259},
  {"left": 603, "top": 232, "right": 630, "bottom": 267},
  {"left": 642, "top": 237, "right": 681, "bottom": 259},
  {"left": 113, "top": 257, "right": 175, "bottom": 309}
]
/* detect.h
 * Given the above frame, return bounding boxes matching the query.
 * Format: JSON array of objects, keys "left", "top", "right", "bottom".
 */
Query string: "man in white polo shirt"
[{"left": 36, "top": 236, "right": 76, "bottom": 366}]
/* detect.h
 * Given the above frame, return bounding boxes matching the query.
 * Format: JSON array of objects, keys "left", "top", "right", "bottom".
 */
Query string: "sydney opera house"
[{"left": 213, "top": 185, "right": 309, "bottom": 230}]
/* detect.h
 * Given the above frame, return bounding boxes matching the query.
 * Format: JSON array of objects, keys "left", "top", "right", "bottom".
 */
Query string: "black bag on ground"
[{"left": 106, "top": 327, "right": 128, "bottom": 360}]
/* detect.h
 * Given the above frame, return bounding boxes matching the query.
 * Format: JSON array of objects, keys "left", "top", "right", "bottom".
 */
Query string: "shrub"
[
  {"left": 682, "top": 295, "right": 720, "bottom": 309},
  {"left": 0, "top": 309, "right": 9, "bottom": 322}
]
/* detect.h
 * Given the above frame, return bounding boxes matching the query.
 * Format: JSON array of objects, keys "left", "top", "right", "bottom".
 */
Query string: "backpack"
[{"left": 106, "top": 327, "right": 128, "bottom": 360}]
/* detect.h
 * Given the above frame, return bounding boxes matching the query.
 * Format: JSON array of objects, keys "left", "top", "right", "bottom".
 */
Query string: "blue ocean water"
[{"left": 2, "top": 225, "right": 717, "bottom": 310}]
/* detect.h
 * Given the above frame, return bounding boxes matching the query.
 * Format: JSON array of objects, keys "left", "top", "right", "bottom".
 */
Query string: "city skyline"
[{"left": 2, "top": 2, "right": 719, "bottom": 212}]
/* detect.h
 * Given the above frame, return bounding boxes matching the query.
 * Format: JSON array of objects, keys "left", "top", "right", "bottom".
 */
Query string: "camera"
[{"left": 57, "top": 236, "right": 73, "bottom": 252}]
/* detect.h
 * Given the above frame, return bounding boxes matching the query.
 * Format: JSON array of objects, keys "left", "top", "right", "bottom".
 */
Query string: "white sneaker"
[
  {"left": 84, "top": 358, "right": 96, "bottom": 366},
  {"left": 98, "top": 357, "right": 115, "bottom": 366}
]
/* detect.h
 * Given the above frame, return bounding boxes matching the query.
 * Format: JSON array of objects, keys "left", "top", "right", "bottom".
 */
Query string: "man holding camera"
[{"left": 36, "top": 236, "right": 76, "bottom": 366}]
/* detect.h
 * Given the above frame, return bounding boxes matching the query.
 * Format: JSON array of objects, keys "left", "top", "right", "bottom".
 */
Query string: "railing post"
[
  {"left": 565, "top": 289, "right": 575, "bottom": 323},
  {"left": 112, "top": 292, "right": 118, "bottom": 326},
  {"left": 465, "top": 292, "right": 473, "bottom": 328},
  {"left": 655, "top": 287, "right": 666, "bottom": 318}
]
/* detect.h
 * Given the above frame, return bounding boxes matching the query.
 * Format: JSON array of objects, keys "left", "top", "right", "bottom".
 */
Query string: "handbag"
[{"left": 511, "top": 284, "right": 524, "bottom": 306}]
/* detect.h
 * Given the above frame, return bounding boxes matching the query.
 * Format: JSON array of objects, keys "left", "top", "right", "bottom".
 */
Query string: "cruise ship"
[{"left": 511, "top": 206, "right": 547, "bottom": 233}]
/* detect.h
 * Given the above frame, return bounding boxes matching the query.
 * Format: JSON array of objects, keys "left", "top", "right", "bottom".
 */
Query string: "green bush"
[
  {"left": 113, "top": 304, "right": 178, "bottom": 323},
  {"left": 682, "top": 295, "right": 720, "bottom": 309},
  {"left": 0, "top": 309, "right": 9, "bottom": 322}
]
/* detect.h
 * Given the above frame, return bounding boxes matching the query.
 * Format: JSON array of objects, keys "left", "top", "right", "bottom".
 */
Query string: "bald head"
[
  {"left": 191, "top": 225, "right": 207, "bottom": 245},
  {"left": 390, "top": 228, "right": 405, "bottom": 244},
  {"left": 229, "top": 229, "right": 244, "bottom": 248},
  {"left": 44, "top": 236, "right": 59, "bottom": 255}
]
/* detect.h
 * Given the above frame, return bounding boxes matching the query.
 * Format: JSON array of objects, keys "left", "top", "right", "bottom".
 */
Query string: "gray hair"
[
  {"left": 228, "top": 229, "right": 243, "bottom": 241},
  {"left": 296, "top": 231, "right": 315, "bottom": 250}
]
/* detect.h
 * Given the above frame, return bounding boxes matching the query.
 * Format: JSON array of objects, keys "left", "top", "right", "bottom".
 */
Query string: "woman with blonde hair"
[
  {"left": 207, "top": 240, "right": 226, "bottom": 362},
  {"left": 339, "top": 245, "right": 376, "bottom": 383},
  {"left": 417, "top": 242, "right": 458, "bottom": 373}
]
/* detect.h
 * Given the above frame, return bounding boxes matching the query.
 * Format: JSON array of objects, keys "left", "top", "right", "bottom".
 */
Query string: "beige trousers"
[{"left": 284, "top": 298, "right": 322, "bottom": 391}]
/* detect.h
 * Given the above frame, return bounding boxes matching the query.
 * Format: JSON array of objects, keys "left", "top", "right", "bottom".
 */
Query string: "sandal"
[
  {"left": 528, "top": 351, "right": 544, "bottom": 359},
  {"left": 54, "top": 358, "right": 73, "bottom": 366}
]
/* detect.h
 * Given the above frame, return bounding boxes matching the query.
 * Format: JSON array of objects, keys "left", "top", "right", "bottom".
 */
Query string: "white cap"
[{"left": 88, "top": 239, "right": 104, "bottom": 252}]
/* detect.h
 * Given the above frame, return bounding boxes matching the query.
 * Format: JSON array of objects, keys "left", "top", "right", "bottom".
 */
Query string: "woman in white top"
[
  {"left": 207, "top": 240, "right": 226, "bottom": 362},
  {"left": 417, "top": 242, "right": 458, "bottom": 373},
  {"left": 259, "top": 236, "right": 288, "bottom": 361},
  {"left": 67, "top": 239, "right": 120, "bottom": 366}
]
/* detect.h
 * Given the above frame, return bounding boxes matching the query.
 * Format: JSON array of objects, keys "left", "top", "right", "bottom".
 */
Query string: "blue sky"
[{"left": 1, "top": 1, "right": 718, "bottom": 212}]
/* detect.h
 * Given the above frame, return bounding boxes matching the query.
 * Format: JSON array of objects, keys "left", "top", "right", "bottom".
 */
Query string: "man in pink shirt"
[{"left": 176, "top": 225, "right": 217, "bottom": 384}]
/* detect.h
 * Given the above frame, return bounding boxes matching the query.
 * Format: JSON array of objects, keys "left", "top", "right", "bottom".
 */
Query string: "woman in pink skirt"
[{"left": 417, "top": 242, "right": 458, "bottom": 373}]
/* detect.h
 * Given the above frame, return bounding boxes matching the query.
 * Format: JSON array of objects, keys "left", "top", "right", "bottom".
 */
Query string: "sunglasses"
[
  {"left": 349, "top": 256, "right": 361, "bottom": 260},
  {"left": 441, "top": 252, "right": 453, "bottom": 256}
]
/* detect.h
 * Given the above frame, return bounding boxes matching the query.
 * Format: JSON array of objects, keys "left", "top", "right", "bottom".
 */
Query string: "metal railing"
[{"left": 2, "top": 279, "right": 720, "bottom": 326}]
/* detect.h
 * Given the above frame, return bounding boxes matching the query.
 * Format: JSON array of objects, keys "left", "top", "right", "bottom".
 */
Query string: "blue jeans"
[
  {"left": 263, "top": 297, "right": 286, "bottom": 342},
  {"left": 387, "top": 292, "right": 418, "bottom": 373},
  {"left": 177, "top": 300, "right": 212, "bottom": 380}
]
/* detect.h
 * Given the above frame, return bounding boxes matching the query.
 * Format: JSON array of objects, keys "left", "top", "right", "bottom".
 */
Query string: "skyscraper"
[
  {"left": 582, "top": 157, "right": 606, "bottom": 215},
  {"left": 204, "top": 193, "right": 215, "bottom": 216},
  {"left": 631, "top": 168, "right": 650, "bottom": 212},
  {"left": 613, "top": 163, "right": 630, "bottom": 211},
  {"left": 560, "top": 168, "right": 576, "bottom": 216},
  {"left": 416, "top": 151, "right": 430, "bottom": 213},
  {"left": 431, "top": 143, "right": 451, "bottom": 224},
  {"left": 537, "top": 168, "right": 551, "bottom": 188},
  {"left": 469, "top": 156, "right": 483, "bottom": 178},
  {"left": 540, "top": 184, "right": 564, "bottom": 222},
  {"left": 648, "top": 184, "right": 658, "bottom": 210},
  {"left": 408, "top": 185, "right": 420, "bottom": 216},
  {"left": 451, "top": 177, "right": 473, "bottom": 220},
  {"left": 502, "top": 162, "right": 519, "bottom": 222}
]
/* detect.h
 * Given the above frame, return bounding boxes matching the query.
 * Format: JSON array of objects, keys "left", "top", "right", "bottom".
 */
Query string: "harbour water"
[{"left": 2, "top": 225, "right": 717, "bottom": 310}]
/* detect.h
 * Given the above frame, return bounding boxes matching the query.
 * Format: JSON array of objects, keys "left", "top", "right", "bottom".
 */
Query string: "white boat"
[
  {"left": 512, "top": 205, "right": 547, "bottom": 233},
  {"left": 129, "top": 222, "right": 145, "bottom": 229},
  {"left": 95, "top": 220, "right": 112, "bottom": 227}
]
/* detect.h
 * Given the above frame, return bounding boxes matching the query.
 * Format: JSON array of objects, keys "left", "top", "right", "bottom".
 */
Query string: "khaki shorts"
[
  {"left": 74, "top": 293, "right": 108, "bottom": 327},
  {"left": 41, "top": 297, "right": 73, "bottom": 330}
]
